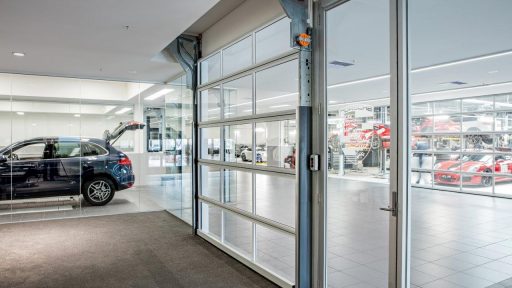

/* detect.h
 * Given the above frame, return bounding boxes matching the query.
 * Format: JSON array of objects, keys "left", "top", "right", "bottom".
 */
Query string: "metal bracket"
[
  {"left": 167, "top": 35, "right": 199, "bottom": 89},
  {"left": 279, "top": 0, "right": 310, "bottom": 49}
]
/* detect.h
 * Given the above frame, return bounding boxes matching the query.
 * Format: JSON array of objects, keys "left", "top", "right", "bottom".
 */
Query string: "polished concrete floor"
[{"left": 0, "top": 211, "right": 277, "bottom": 288}]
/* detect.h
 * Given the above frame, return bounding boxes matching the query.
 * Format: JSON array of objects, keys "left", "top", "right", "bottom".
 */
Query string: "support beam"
[
  {"left": 167, "top": 35, "right": 201, "bottom": 234},
  {"left": 279, "top": 1, "right": 313, "bottom": 287}
]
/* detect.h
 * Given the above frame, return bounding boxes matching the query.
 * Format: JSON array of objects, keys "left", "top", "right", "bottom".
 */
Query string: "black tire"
[
  {"left": 481, "top": 169, "right": 493, "bottom": 187},
  {"left": 82, "top": 177, "right": 115, "bottom": 206},
  {"left": 241, "top": 153, "right": 247, "bottom": 162}
]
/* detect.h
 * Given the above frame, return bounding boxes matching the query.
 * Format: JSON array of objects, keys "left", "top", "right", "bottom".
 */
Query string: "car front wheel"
[{"left": 83, "top": 178, "right": 115, "bottom": 206}]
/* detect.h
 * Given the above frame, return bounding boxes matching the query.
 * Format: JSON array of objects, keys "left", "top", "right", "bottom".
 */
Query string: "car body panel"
[{"left": 434, "top": 155, "right": 512, "bottom": 186}]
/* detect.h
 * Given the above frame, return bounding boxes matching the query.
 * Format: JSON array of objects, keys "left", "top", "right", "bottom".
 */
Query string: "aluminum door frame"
[{"left": 311, "top": 0, "right": 409, "bottom": 287}]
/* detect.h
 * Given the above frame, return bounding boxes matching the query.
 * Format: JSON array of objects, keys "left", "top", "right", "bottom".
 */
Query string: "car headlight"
[{"left": 434, "top": 163, "right": 442, "bottom": 170}]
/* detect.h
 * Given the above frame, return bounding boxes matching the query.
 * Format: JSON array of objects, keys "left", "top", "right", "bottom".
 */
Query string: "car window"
[
  {"left": 82, "top": 143, "right": 107, "bottom": 156},
  {"left": 9, "top": 142, "right": 46, "bottom": 161},
  {"left": 54, "top": 142, "right": 81, "bottom": 158}
]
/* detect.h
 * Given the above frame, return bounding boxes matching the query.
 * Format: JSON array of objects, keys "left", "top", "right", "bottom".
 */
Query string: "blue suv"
[{"left": 0, "top": 121, "right": 144, "bottom": 206}]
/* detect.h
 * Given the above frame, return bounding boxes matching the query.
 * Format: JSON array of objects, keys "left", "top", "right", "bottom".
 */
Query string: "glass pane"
[
  {"left": 495, "top": 154, "right": 512, "bottom": 175},
  {"left": 255, "top": 174, "right": 295, "bottom": 228},
  {"left": 462, "top": 134, "right": 493, "bottom": 152},
  {"left": 462, "top": 96, "right": 494, "bottom": 112},
  {"left": 495, "top": 133, "right": 512, "bottom": 153},
  {"left": 412, "top": 102, "right": 433, "bottom": 116},
  {"left": 434, "top": 99, "right": 460, "bottom": 114},
  {"left": 200, "top": 165, "right": 221, "bottom": 201},
  {"left": 223, "top": 36, "right": 253, "bottom": 76},
  {"left": 495, "top": 176, "right": 512, "bottom": 195},
  {"left": 224, "top": 170, "right": 252, "bottom": 213},
  {"left": 224, "top": 124, "right": 252, "bottom": 164},
  {"left": 495, "top": 112, "right": 512, "bottom": 131},
  {"left": 223, "top": 210, "right": 253, "bottom": 259},
  {"left": 326, "top": 1, "right": 391, "bottom": 286},
  {"left": 255, "top": 120, "right": 296, "bottom": 169},
  {"left": 255, "top": 60, "right": 298, "bottom": 114},
  {"left": 200, "top": 127, "right": 220, "bottom": 160},
  {"left": 200, "top": 53, "right": 221, "bottom": 85},
  {"left": 165, "top": 75, "right": 193, "bottom": 223},
  {"left": 409, "top": 1, "right": 512, "bottom": 286},
  {"left": 200, "top": 202, "right": 222, "bottom": 240},
  {"left": 200, "top": 87, "right": 221, "bottom": 121},
  {"left": 255, "top": 18, "right": 292, "bottom": 63},
  {"left": 255, "top": 224, "right": 295, "bottom": 283},
  {"left": 461, "top": 113, "right": 493, "bottom": 132},
  {"left": 223, "top": 75, "right": 253, "bottom": 118},
  {"left": 434, "top": 115, "right": 460, "bottom": 132},
  {"left": 432, "top": 135, "right": 460, "bottom": 152},
  {"left": 495, "top": 94, "right": 512, "bottom": 111}
]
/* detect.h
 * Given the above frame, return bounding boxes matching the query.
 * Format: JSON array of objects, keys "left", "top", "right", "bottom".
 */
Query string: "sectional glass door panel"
[{"left": 324, "top": 0, "right": 397, "bottom": 287}]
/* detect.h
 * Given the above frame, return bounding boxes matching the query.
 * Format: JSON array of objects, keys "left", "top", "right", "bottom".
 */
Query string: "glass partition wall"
[
  {"left": 0, "top": 73, "right": 192, "bottom": 224},
  {"left": 408, "top": 1, "right": 512, "bottom": 287},
  {"left": 197, "top": 17, "right": 298, "bottom": 287}
]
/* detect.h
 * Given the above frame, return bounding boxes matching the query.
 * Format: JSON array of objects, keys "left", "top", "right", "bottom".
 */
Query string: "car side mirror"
[{"left": 0, "top": 155, "right": 7, "bottom": 163}]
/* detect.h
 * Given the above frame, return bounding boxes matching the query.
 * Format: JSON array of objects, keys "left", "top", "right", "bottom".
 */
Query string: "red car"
[{"left": 434, "top": 155, "right": 512, "bottom": 186}]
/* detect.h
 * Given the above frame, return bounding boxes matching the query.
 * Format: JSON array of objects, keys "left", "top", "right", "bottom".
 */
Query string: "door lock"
[{"left": 380, "top": 191, "right": 398, "bottom": 217}]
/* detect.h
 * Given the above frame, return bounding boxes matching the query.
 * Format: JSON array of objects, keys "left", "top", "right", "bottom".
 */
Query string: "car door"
[
  {"left": 8, "top": 140, "right": 50, "bottom": 198},
  {"left": 53, "top": 140, "right": 82, "bottom": 195}
]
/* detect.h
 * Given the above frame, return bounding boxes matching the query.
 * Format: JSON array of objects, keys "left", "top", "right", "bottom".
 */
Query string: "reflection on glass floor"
[{"left": 327, "top": 178, "right": 512, "bottom": 288}]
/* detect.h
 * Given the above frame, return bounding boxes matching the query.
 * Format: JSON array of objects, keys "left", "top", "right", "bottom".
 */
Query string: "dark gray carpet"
[{"left": 0, "top": 211, "right": 278, "bottom": 288}]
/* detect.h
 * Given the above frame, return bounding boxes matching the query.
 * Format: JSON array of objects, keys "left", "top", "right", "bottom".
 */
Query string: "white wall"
[{"left": 201, "top": 0, "right": 285, "bottom": 57}]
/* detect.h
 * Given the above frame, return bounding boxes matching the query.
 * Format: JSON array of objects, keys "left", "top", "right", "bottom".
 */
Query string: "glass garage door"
[{"left": 196, "top": 18, "right": 299, "bottom": 287}]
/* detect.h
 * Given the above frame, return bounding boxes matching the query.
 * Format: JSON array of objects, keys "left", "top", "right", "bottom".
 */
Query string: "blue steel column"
[{"left": 279, "top": 1, "right": 313, "bottom": 287}]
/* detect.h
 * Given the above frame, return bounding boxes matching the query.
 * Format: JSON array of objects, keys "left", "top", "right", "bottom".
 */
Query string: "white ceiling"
[
  {"left": 326, "top": 0, "right": 512, "bottom": 106},
  {"left": 0, "top": 0, "right": 219, "bottom": 83}
]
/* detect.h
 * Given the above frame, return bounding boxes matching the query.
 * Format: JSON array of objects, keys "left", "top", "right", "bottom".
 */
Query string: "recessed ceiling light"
[
  {"left": 329, "top": 100, "right": 337, "bottom": 104},
  {"left": 329, "top": 60, "right": 354, "bottom": 67},
  {"left": 488, "top": 70, "right": 499, "bottom": 74},
  {"left": 16, "top": 111, "right": 24, "bottom": 115},
  {"left": 145, "top": 88, "right": 173, "bottom": 100},
  {"left": 439, "top": 81, "right": 467, "bottom": 86},
  {"left": 12, "top": 52, "right": 25, "bottom": 57},
  {"left": 74, "top": 114, "right": 80, "bottom": 117}
]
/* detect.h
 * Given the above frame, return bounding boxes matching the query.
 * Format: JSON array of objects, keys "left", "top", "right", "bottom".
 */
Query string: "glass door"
[{"left": 318, "top": 0, "right": 399, "bottom": 287}]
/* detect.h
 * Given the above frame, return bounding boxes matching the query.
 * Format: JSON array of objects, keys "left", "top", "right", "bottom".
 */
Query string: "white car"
[{"left": 240, "top": 147, "right": 267, "bottom": 163}]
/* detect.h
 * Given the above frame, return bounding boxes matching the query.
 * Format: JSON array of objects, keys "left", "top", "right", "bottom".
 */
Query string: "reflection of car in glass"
[
  {"left": 433, "top": 154, "right": 512, "bottom": 186},
  {"left": 235, "top": 144, "right": 249, "bottom": 158},
  {"left": 0, "top": 121, "right": 145, "bottom": 206},
  {"left": 240, "top": 147, "right": 267, "bottom": 163}
]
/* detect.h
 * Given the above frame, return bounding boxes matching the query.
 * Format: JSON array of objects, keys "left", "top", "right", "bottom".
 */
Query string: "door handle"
[{"left": 380, "top": 191, "right": 398, "bottom": 217}]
